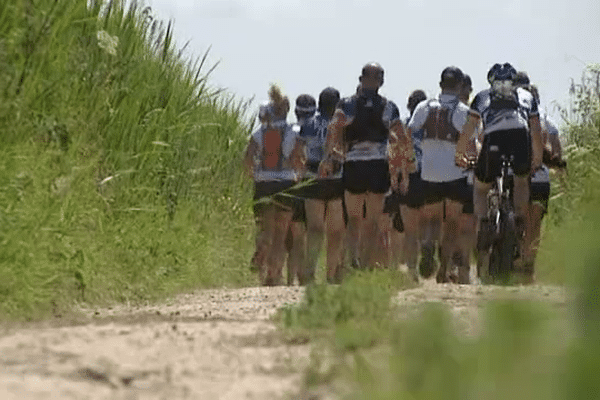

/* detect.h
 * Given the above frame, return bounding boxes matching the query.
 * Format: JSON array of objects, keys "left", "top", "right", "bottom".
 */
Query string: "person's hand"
[
  {"left": 318, "top": 159, "right": 332, "bottom": 178},
  {"left": 455, "top": 151, "right": 468, "bottom": 169}
]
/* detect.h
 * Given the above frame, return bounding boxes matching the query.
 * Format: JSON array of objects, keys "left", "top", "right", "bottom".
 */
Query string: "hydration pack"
[
  {"left": 489, "top": 79, "right": 519, "bottom": 110},
  {"left": 261, "top": 127, "right": 284, "bottom": 171}
]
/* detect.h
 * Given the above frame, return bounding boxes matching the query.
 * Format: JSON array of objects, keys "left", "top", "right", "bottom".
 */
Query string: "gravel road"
[{"left": 0, "top": 282, "right": 570, "bottom": 399}]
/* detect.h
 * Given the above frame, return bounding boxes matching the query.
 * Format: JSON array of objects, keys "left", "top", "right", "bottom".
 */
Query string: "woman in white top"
[{"left": 243, "top": 84, "right": 306, "bottom": 286}]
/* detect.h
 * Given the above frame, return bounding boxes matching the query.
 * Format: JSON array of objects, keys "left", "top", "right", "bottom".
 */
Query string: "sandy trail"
[{"left": 0, "top": 282, "right": 570, "bottom": 400}]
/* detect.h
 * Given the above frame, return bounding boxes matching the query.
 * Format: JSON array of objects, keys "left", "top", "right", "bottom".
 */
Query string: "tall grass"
[
  {"left": 536, "top": 64, "right": 600, "bottom": 283},
  {"left": 0, "top": 0, "right": 257, "bottom": 319}
]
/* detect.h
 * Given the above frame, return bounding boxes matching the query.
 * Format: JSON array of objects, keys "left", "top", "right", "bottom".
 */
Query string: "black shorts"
[
  {"left": 530, "top": 181, "right": 550, "bottom": 215},
  {"left": 253, "top": 180, "right": 298, "bottom": 216},
  {"left": 299, "top": 178, "right": 344, "bottom": 201},
  {"left": 396, "top": 171, "right": 425, "bottom": 209},
  {"left": 421, "top": 178, "right": 471, "bottom": 206},
  {"left": 476, "top": 128, "right": 531, "bottom": 183},
  {"left": 343, "top": 159, "right": 390, "bottom": 194}
]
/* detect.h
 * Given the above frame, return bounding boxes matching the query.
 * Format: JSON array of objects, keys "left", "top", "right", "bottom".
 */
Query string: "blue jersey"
[
  {"left": 300, "top": 112, "right": 341, "bottom": 179},
  {"left": 333, "top": 91, "right": 401, "bottom": 161}
]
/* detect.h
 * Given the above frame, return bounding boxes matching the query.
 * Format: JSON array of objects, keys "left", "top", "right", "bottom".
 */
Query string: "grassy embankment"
[
  {"left": 0, "top": 0, "right": 258, "bottom": 320},
  {"left": 280, "top": 65, "right": 600, "bottom": 399}
]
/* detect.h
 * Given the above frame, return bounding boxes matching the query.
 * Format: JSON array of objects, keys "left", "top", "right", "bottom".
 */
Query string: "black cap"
[
  {"left": 318, "top": 87, "right": 340, "bottom": 112},
  {"left": 440, "top": 66, "right": 464, "bottom": 89},
  {"left": 407, "top": 90, "right": 427, "bottom": 112}
]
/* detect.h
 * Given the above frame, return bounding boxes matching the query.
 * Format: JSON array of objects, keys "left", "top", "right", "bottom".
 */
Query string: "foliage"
[{"left": 0, "top": 0, "right": 256, "bottom": 319}]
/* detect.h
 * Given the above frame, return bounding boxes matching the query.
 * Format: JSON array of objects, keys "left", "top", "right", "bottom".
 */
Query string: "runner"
[
  {"left": 520, "top": 79, "right": 564, "bottom": 283},
  {"left": 247, "top": 102, "right": 275, "bottom": 274},
  {"left": 320, "top": 63, "right": 409, "bottom": 271},
  {"left": 393, "top": 89, "right": 427, "bottom": 281},
  {"left": 439, "top": 73, "right": 479, "bottom": 283},
  {"left": 300, "top": 87, "right": 345, "bottom": 283},
  {"left": 404, "top": 67, "right": 479, "bottom": 283},
  {"left": 458, "top": 63, "right": 543, "bottom": 278},
  {"left": 243, "top": 84, "right": 306, "bottom": 286},
  {"left": 285, "top": 94, "right": 316, "bottom": 285}
]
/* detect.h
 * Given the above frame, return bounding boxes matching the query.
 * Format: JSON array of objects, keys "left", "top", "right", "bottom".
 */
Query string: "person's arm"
[
  {"left": 290, "top": 137, "right": 307, "bottom": 180},
  {"left": 529, "top": 114, "right": 543, "bottom": 170},
  {"left": 388, "top": 120, "right": 413, "bottom": 192},
  {"left": 455, "top": 110, "right": 481, "bottom": 168},
  {"left": 243, "top": 138, "right": 259, "bottom": 178},
  {"left": 319, "top": 109, "right": 349, "bottom": 177}
]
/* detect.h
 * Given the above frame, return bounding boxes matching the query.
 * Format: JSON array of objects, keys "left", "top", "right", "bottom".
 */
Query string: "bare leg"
[
  {"left": 521, "top": 203, "right": 544, "bottom": 284},
  {"left": 363, "top": 192, "right": 386, "bottom": 270},
  {"left": 344, "top": 191, "right": 365, "bottom": 269},
  {"left": 373, "top": 213, "right": 392, "bottom": 269},
  {"left": 458, "top": 212, "right": 477, "bottom": 282},
  {"left": 400, "top": 205, "right": 421, "bottom": 282},
  {"left": 440, "top": 200, "right": 467, "bottom": 284},
  {"left": 288, "top": 221, "right": 307, "bottom": 285},
  {"left": 264, "top": 209, "right": 293, "bottom": 286},
  {"left": 420, "top": 202, "right": 444, "bottom": 279},
  {"left": 305, "top": 199, "right": 326, "bottom": 284},
  {"left": 325, "top": 199, "right": 345, "bottom": 283}
]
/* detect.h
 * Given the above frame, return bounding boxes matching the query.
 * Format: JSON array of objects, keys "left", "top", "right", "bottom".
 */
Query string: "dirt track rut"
[{"left": 0, "top": 283, "right": 570, "bottom": 399}]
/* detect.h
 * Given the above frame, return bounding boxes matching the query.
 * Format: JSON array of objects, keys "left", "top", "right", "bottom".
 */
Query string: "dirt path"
[{"left": 0, "top": 282, "right": 570, "bottom": 400}]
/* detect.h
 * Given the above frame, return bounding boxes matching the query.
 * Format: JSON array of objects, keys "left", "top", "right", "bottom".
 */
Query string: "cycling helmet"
[
  {"left": 318, "top": 87, "right": 340, "bottom": 117},
  {"left": 487, "top": 62, "right": 517, "bottom": 84},
  {"left": 360, "top": 62, "right": 384, "bottom": 85},
  {"left": 440, "top": 66, "right": 464, "bottom": 89}
]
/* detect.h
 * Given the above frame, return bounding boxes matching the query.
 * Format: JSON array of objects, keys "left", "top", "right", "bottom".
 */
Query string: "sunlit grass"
[{"left": 0, "top": 0, "right": 256, "bottom": 319}]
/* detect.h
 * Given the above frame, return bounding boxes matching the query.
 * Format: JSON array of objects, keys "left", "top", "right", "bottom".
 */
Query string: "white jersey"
[
  {"left": 250, "top": 120, "right": 300, "bottom": 182},
  {"left": 408, "top": 94, "right": 472, "bottom": 183}
]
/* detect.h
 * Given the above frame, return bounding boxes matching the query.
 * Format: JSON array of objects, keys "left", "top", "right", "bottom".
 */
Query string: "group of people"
[{"left": 243, "top": 62, "right": 563, "bottom": 286}]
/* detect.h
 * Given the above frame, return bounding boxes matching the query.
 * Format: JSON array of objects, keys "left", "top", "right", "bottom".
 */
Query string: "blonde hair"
[{"left": 268, "top": 84, "right": 289, "bottom": 120}]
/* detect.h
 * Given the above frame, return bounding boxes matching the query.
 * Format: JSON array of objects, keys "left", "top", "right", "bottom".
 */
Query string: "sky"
[{"left": 146, "top": 0, "right": 600, "bottom": 123}]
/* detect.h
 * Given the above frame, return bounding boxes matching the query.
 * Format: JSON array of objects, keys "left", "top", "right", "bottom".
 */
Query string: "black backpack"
[{"left": 489, "top": 79, "right": 520, "bottom": 110}]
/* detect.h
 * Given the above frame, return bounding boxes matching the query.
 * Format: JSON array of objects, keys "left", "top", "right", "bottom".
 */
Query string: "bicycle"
[{"left": 477, "top": 148, "right": 520, "bottom": 284}]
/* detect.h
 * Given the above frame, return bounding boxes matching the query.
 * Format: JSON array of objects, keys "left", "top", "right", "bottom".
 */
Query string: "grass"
[{"left": 0, "top": 0, "right": 258, "bottom": 320}]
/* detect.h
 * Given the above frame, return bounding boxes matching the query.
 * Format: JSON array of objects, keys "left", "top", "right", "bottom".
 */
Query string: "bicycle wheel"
[{"left": 497, "top": 209, "right": 518, "bottom": 283}]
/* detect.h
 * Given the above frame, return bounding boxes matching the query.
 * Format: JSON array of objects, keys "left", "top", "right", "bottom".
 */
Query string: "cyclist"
[
  {"left": 300, "top": 87, "right": 345, "bottom": 283},
  {"left": 320, "top": 63, "right": 409, "bottom": 271},
  {"left": 404, "top": 67, "right": 479, "bottom": 283},
  {"left": 285, "top": 94, "right": 317, "bottom": 285},
  {"left": 459, "top": 63, "right": 543, "bottom": 272},
  {"left": 243, "top": 84, "right": 306, "bottom": 286}
]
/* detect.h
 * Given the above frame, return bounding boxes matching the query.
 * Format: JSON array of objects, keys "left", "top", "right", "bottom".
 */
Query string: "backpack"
[
  {"left": 489, "top": 79, "right": 520, "bottom": 110},
  {"left": 261, "top": 126, "right": 284, "bottom": 171}
]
